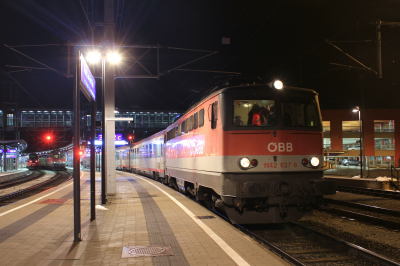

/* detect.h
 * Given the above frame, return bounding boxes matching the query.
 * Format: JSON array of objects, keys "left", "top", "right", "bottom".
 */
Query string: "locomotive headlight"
[
  {"left": 239, "top": 157, "right": 251, "bottom": 169},
  {"left": 310, "top": 157, "right": 320, "bottom": 167}
]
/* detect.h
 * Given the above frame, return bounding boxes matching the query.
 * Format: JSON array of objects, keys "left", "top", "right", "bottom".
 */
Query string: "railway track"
[
  {"left": 205, "top": 205, "right": 400, "bottom": 266},
  {"left": 0, "top": 171, "right": 72, "bottom": 205},
  {"left": 0, "top": 170, "right": 44, "bottom": 189},
  {"left": 244, "top": 222, "right": 400, "bottom": 266},
  {"left": 322, "top": 198, "right": 400, "bottom": 229},
  {"left": 337, "top": 186, "right": 400, "bottom": 200}
]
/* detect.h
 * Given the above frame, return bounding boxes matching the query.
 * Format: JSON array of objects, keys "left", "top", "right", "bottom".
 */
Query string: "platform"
[
  {"left": 0, "top": 168, "right": 30, "bottom": 183},
  {"left": 324, "top": 174, "right": 398, "bottom": 190},
  {"left": 0, "top": 170, "right": 290, "bottom": 266}
]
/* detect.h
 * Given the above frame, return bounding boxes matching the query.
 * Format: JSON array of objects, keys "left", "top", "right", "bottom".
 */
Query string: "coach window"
[
  {"left": 185, "top": 119, "right": 189, "bottom": 133},
  {"left": 194, "top": 112, "right": 198, "bottom": 129},
  {"left": 199, "top": 108, "right": 204, "bottom": 127},
  {"left": 149, "top": 144, "right": 153, "bottom": 158}
]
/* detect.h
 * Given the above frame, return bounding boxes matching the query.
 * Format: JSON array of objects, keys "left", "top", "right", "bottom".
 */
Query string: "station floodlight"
[
  {"left": 107, "top": 52, "right": 121, "bottom": 64},
  {"left": 87, "top": 51, "right": 101, "bottom": 63}
]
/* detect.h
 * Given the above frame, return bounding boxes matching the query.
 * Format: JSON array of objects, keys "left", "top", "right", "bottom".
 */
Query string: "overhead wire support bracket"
[{"left": 325, "top": 39, "right": 377, "bottom": 75}]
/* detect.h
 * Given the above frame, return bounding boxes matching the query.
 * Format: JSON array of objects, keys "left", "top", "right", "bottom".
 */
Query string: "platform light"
[
  {"left": 107, "top": 52, "right": 121, "bottom": 64},
  {"left": 87, "top": 51, "right": 101, "bottom": 64}
]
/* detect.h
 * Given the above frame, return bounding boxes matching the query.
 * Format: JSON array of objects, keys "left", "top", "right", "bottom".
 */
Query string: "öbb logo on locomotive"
[{"left": 267, "top": 142, "right": 293, "bottom": 152}]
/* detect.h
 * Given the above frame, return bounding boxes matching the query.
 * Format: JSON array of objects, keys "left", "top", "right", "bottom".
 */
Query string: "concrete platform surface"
[
  {"left": 0, "top": 170, "right": 291, "bottom": 266},
  {"left": 0, "top": 169, "right": 30, "bottom": 183}
]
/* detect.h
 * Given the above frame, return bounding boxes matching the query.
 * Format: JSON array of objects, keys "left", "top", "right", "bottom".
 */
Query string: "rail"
[{"left": 390, "top": 165, "right": 399, "bottom": 191}]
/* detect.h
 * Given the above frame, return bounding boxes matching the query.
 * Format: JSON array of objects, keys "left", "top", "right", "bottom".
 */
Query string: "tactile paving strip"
[
  {"left": 38, "top": 199, "right": 70, "bottom": 204},
  {"left": 122, "top": 245, "right": 174, "bottom": 258}
]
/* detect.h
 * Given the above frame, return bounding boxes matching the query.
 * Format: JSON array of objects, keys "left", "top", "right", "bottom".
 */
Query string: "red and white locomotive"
[
  {"left": 116, "top": 81, "right": 336, "bottom": 224},
  {"left": 26, "top": 153, "right": 39, "bottom": 169},
  {"left": 37, "top": 150, "right": 67, "bottom": 170}
]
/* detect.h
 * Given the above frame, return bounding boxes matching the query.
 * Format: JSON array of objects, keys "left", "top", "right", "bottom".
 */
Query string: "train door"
[{"left": 156, "top": 137, "right": 164, "bottom": 177}]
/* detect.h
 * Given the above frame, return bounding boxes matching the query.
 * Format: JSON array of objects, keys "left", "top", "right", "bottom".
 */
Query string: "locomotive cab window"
[
  {"left": 233, "top": 100, "right": 276, "bottom": 126},
  {"left": 281, "top": 100, "right": 318, "bottom": 127}
]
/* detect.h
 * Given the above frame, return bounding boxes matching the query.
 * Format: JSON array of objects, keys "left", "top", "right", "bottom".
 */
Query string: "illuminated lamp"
[
  {"left": 87, "top": 51, "right": 101, "bottom": 63},
  {"left": 107, "top": 52, "right": 121, "bottom": 64},
  {"left": 267, "top": 80, "right": 283, "bottom": 89}
]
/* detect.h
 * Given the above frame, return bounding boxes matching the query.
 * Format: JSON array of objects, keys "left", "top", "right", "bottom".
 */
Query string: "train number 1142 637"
[{"left": 263, "top": 162, "right": 298, "bottom": 168}]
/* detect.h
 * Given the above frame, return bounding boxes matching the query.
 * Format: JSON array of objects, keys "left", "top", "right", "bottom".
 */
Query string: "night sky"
[{"left": 1, "top": 0, "right": 400, "bottom": 112}]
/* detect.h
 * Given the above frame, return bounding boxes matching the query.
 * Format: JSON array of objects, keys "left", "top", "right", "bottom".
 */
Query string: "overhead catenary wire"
[
  {"left": 3, "top": 44, "right": 66, "bottom": 77},
  {"left": 0, "top": 68, "right": 45, "bottom": 109},
  {"left": 78, "top": 0, "right": 92, "bottom": 30},
  {"left": 269, "top": 1, "right": 395, "bottom": 86}
]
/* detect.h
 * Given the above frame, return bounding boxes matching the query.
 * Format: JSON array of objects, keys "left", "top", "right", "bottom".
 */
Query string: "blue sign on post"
[{"left": 80, "top": 53, "right": 96, "bottom": 102}]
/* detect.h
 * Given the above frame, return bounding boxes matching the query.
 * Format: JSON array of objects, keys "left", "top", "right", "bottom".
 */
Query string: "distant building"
[{"left": 321, "top": 109, "right": 399, "bottom": 167}]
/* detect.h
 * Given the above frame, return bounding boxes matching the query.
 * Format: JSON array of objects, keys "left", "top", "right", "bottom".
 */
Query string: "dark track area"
[
  {"left": 0, "top": 171, "right": 72, "bottom": 207},
  {"left": 245, "top": 222, "right": 399, "bottom": 266},
  {"left": 337, "top": 186, "right": 400, "bottom": 200},
  {"left": 323, "top": 198, "right": 400, "bottom": 229},
  {"left": 0, "top": 170, "right": 44, "bottom": 189}
]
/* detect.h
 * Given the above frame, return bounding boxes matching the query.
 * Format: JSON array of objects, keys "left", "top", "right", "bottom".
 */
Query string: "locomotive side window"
[
  {"left": 194, "top": 112, "right": 198, "bottom": 129},
  {"left": 212, "top": 102, "right": 218, "bottom": 129},
  {"left": 233, "top": 100, "right": 275, "bottom": 126},
  {"left": 185, "top": 118, "right": 189, "bottom": 133},
  {"left": 281, "top": 100, "right": 318, "bottom": 127},
  {"left": 199, "top": 108, "right": 204, "bottom": 127},
  {"left": 189, "top": 115, "right": 194, "bottom": 131},
  {"left": 181, "top": 120, "right": 185, "bottom": 134},
  {"left": 177, "top": 124, "right": 182, "bottom": 136}
]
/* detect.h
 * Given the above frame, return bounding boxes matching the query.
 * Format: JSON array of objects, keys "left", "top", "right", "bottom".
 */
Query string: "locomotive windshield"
[
  {"left": 233, "top": 100, "right": 276, "bottom": 126},
  {"left": 29, "top": 153, "right": 38, "bottom": 159},
  {"left": 281, "top": 99, "right": 319, "bottom": 127}
]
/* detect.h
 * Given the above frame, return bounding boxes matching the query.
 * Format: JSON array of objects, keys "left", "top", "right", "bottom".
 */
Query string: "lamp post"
[
  {"left": 353, "top": 106, "right": 362, "bottom": 178},
  {"left": 87, "top": 51, "right": 121, "bottom": 204}
]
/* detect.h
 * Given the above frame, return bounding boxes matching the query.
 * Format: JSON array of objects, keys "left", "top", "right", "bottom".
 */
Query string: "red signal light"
[
  {"left": 128, "top": 135, "right": 133, "bottom": 140},
  {"left": 79, "top": 151, "right": 83, "bottom": 156}
]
